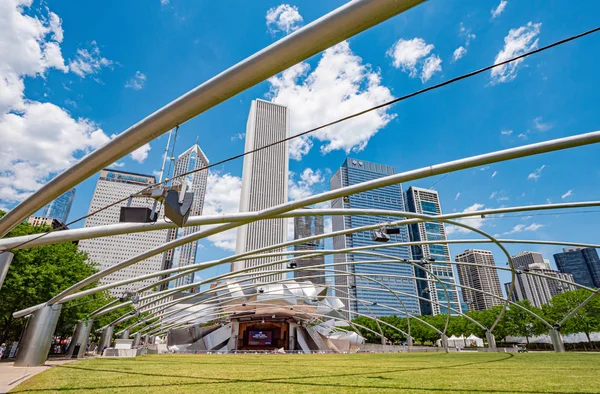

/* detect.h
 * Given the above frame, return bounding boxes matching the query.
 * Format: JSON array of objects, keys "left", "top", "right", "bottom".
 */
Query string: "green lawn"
[{"left": 11, "top": 352, "right": 600, "bottom": 393}]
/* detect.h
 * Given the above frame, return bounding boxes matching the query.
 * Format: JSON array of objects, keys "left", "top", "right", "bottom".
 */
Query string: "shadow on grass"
[{"left": 15, "top": 353, "right": 582, "bottom": 394}]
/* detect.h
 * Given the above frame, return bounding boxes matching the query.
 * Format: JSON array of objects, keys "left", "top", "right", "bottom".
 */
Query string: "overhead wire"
[{"left": 2, "top": 25, "right": 600, "bottom": 253}]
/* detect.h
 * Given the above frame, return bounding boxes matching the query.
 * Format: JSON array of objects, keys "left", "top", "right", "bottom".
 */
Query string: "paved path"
[{"left": 0, "top": 358, "right": 76, "bottom": 393}]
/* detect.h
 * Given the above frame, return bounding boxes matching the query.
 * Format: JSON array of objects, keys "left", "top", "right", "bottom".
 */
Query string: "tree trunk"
[{"left": 525, "top": 336, "right": 530, "bottom": 346}]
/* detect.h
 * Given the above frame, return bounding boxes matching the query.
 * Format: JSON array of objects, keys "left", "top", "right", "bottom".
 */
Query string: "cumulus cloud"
[
  {"left": 446, "top": 203, "right": 486, "bottom": 234},
  {"left": 387, "top": 38, "right": 442, "bottom": 82},
  {"left": 491, "top": 1, "right": 508, "bottom": 19},
  {"left": 130, "top": 143, "right": 151, "bottom": 163},
  {"left": 125, "top": 71, "right": 146, "bottom": 90},
  {"left": 527, "top": 165, "right": 545, "bottom": 181},
  {"left": 490, "top": 22, "right": 541, "bottom": 84},
  {"left": 0, "top": 0, "right": 111, "bottom": 207},
  {"left": 455, "top": 192, "right": 461, "bottom": 200},
  {"left": 203, "top": 172, "right": 242, "bottom": 251},
  {"left": 492, "top": 171, "right": 498, "bottom": 178},
  {"left": 501, "top": 129, "right": 513, "bottom": 135},
  {"left": 561, "top": 189, "right": 573, "bottom": 200},
  {"left": 268, "top": 41, "right": 395, "bottom": 160},
  {"left": 453, "top": 46, "right": 467, "bottom": 62},
  {"left": 230, "top": 133, "right": 245, "bottom": 141},
  {"left": 266, "top": 4, "right": 303, "bottom": 35},
  {"left": 68, "top": 40, "right": 113, "bottom": 78},
  {"left": 288, "top": 168, "right": 324, "bottom": 201},
  {"left": 503, "top": 222, "right": 544, "bottom": 235}
]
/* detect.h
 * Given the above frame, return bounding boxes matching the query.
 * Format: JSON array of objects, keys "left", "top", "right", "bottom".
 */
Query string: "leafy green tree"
[
  {"left": 505, "top": 300, "right": 547, "bottom": 346},
  {"left": 544, "top": 289, "right": 600, "bottom": 345},
  {"left": 0, "top": 211, "right": 104, "bottom": 343}
]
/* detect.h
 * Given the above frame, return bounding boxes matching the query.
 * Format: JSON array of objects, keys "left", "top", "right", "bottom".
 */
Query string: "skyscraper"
[
  {"left": 511, "top": 251, "right": 547, "bottom": 270},
  {"left": 455, "top": 249, "right": 503, "bottom": 311},
  {"left": 331, "top": 158, "right": 420, "bottom": 318},
  {"left": 35, "top": 188, "right": 75, "bottom": 224},
  {"left": 162, "top": 143, "right": 209, "bottom": 289},
  {"left": 232, "top": 100, "right": 289, "bottom": 282},
  {"left": 404, "top": 186, "right": 462, "bottom": 316},
  {"left": 554, "top": 248, "right": 600, "bottom": 288},
  {"left": 78, "top": 169, "right": 169, "bottom": 297},
  {"left": 293, "top": 212, "right": 325, "bottom": 284},
  {"left": 505, "top": 269, "right": 576, "bottom": 308}
]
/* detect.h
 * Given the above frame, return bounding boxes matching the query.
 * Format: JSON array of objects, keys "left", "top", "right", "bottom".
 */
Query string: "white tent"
[{"left": 465, "top": 334, "right": 484, "bottom": 348}]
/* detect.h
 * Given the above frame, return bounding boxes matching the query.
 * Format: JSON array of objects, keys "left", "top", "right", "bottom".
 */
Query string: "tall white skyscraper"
[
  {"left": 162, "top": 143, "right": 209, "bottom": 289},
  {"left": 232, "top": 100, "right": 289, "bottom": 282},
  {"left": 78, "top": 169, "right": 169, "bottom": 297}
]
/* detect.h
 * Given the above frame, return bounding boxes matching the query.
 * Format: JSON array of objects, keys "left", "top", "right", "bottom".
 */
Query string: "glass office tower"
[
  {"left": 405, "top": 187, "right": 462, "bottom": 316},
  {"left": 35, "top": 188, "right": 75, "bottom": 224},
  {"left": 554, "top": 248, "right": 600, "bottom": 288},
  {"left": 331, "top": 158, "right": 420, "bottom": 318}
]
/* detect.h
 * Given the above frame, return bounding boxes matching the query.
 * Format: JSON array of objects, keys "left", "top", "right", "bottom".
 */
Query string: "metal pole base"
[
  {"left": 133, "top": 332, "right": 141, "bottom": 347},
  {"left": 67, "top": 319, "right": 92, "bottom": 358},
  {"left": 98, "top": 326, "right": 114, "bottom": 354},
  {"left": 549, "top": 328, "right": 565, "bottom": 353},
  {"left": 441, "top": 334, "right": 449, "bottom": 352},
  {"left": 0, "top": 252, "right": 14, "bottom": 290},
  {"left": 14, "top": 304, "right": 62, "bottom": 367},
  {"left": 120, "top": 329, "right": 130, "bottom": 339},
  {"left": 486, "top": 330, "right": 496, "bottom": 349}
]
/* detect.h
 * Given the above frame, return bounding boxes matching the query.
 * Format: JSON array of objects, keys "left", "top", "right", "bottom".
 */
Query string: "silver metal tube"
[
  {"left": 0, "top": 0, "right": 424, "bottom": 238},
  {"left": 2, "top": 202, "right": 599, "bottom": 251},
  {"left": 14, "top": 304, "right": 62, "bottom": 367}
]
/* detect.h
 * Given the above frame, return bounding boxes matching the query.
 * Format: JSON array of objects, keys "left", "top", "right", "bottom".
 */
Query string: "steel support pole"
[
  {"left": 549, "top": 328, "right": 565, "bottom": 353},
  {"left": 0, "top": 252, "right": 13, "bottom": 290},
  {"left": 67, "top": 320, "right": 91, "bottom": 358},
  {"left": 289, "top": 322, "right": 297, "bottom": 351},
  {"left": 98, "top": 326, "right": 114, "bottom": 354},
  {"left": 144, "top": 334, "right": 150, "bottom": 344},
  {"left": 14, "top": 304, "right": 62, "bottom": 367},
  {"left": 440, "top": 334, "right": 449, "bottom": 352},
  {"left": 120, "top": 329, "right": 130, "bottom": 340},
  {"left": 133, "top": 332, "right": 141, "bottom": 347},
  {"left": 486, "top": 330, "right": 496, "bottom": 349}
]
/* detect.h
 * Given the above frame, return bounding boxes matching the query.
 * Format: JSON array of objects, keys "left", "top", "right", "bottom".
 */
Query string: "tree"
[
  {"left": 505, "top": 300, "right": 547, "bottom": 346},
  {"left": 0, "top": 211, "right": 105, "bottom": 343},
  {"left": 544, "top": 289, "right": 600, "bottom": 346}
]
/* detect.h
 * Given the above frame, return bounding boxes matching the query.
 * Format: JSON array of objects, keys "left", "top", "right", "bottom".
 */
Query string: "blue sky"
[{"left": 1, "top": 0, "right": 599, "bottom": 291}]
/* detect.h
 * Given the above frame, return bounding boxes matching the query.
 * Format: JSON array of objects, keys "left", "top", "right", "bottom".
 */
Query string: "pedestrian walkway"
[{"left": 0, "top": 358, "right": 76, "bottom": 393}]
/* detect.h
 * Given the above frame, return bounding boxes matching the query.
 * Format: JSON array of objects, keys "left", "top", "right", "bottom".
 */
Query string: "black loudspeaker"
[
  {"left": 119, "top": 207, "right": 156, "bottom": 223},
  {"left": 164, "top": 190, "right": 194, "bottom": 227}
]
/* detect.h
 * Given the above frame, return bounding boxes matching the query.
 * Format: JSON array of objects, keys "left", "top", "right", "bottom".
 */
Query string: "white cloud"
[
  {"left": 455, "top": 192, "right": 461, "bottom": 200},
  {"left": 68, "top": 40, "right": 113, "bottom": 78},
  {"left": 268, "top": 41, "right": 395, "bottom": 160},
  {"left": 231, "top": 132, "right": 245, "bottom": 141},
  {"left": 125, "top": 71, "right": 146, "bottom": 90},
  {"left": 490, "top": 22, "right": 541, "bottom": 84},
  {"left": 266, "top": 4, "right": 303, "bottom": 35},
  {"left": 387, "top": 38, "right": 442, "bottom": 82},
  {"left": 130, "top": 143, "right": 151, "bottom": 163},
  {"left": 160, "top": 0, "right": 169, "bottom": 5},
  {"left": 491, "top": 1, "right": 508, "bottom": 19},
  {"left": 459, "top": 22, "right": 476, "bottom": 45},
  {"left": 503, "top": 222, "right": 544, "bottom": 235},
  {"left": 445, "top": 203, "right": 486, "bottom": 234},
  {"left": 527, "top": 165, "right": 545, "bottom": 181},
  {"left": 501, "top": 129, "right": 513, "bottom": 135},
  {"left": 0, "top": 0, "right": 111, "bottom": 207},
  {"left": 533, "top": 116, "right": 552, "bottom": 131},
  {"left": 203, "top": 172, "right": 242, "bottom": 251},
  {"left": 492, "top": 171, "right": 498, "bottom": 178},
  {"left": 111, "top": 161, "right": 125, "bottom": 168},
  {"left": 489, "top": 191, "right": 498, "bottom": 199},
  {"left": 421, "top": 54, "right": 442, "bottom": 83},
  {"left": 289, "top": 168, "right": 324, "bottom": 201},
  {"left": 453, "top": 46, "right": 467, "bottom": 62},
  {"left": 517, "top": 133, "right": 527, "bottom": 139},
  {"left": 479, "top": 166, "right": 490, "bottom": 171},
  {"left": 561, "top": 189, "right": 573, "bottom": 200}
]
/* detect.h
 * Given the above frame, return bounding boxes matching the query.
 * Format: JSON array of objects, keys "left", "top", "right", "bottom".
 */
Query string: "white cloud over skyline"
[
  {"left": 266, "top": 4, "right": 303, "bottom": 35},
  {"left": 491, "top": 22, "right": 541, "bottom": 84},
  {"left": 387, "top": 37, "right": 442, "bottom": 82}
]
